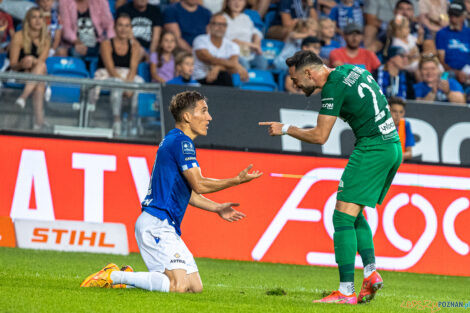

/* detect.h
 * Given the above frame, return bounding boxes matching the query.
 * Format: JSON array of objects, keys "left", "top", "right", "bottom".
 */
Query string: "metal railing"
[{"left": 0, "top": 71, "right": 165, "bottom": 140}]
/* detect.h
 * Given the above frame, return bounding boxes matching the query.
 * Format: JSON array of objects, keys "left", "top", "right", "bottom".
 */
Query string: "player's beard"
[{"left": 303, "top": 85, "right": 316, "bottom": 97}]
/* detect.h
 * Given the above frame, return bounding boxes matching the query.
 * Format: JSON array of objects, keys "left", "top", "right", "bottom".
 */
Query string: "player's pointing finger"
[{"left": 259, "top": 122, "right": 274, "bottom": 126}]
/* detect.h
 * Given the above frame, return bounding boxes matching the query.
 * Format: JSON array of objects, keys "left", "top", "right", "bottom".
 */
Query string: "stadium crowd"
[{"left": 1, "top": 0, "right": 469, "bottom": 131}]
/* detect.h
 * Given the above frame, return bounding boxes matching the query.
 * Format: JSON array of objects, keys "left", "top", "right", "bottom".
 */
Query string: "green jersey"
[{"left": 320, "top": 64, "right": 399, "bottom": 146}]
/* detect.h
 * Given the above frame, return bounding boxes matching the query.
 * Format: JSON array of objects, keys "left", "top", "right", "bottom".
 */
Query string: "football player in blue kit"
[{"left": 80, "top": 91, "right": 262, "bottom": 292}]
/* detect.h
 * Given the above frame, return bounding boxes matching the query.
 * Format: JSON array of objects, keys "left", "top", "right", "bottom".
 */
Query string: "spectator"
[
  {"left": 266, "top": 0, "right": 317, "bottom": 40},
  {"left": 167, "top": 51, "right": 200, "bottom": 85},
  {"left": 329, "top": 23, "right": 381, "bottom": 72},
  {"left": 318, "top": 17, "right": 341, "bottom": 61},
  {"left": 59, "top": 0, "right": 115, "bottom": 58},
  {"left": 150, "top": 30, "right": 176, "bottom": 82},
  {"left": 374, "top": 46, "right": 415, "bottom": 99},
  {"left": 223, "top": 0, "right": 267, "bottom": 70},
  {"left": 419, "top": 0, "right": 448, "bottom": 34},
  {"left": 0, "top": 0, "right": 36, "bottom": 21},
  {"left": 0, "top": 8, "right": 14, "bottom": 53},
  {"left": 329, "top": 0, "right": 364, "bottom": 37},
  {"left": 116, "top": 0, "right": 163, "bottom": 54},
  {"left": 284, "top": 36, "right": 321, "bottom": 94},
  {"left": 363, "top": 0, "right": 419, "bottom": 50},
  {"left": 413, "top": 55, "right": 466, "bottom": 104},
  {"left": 436, "top": 0, "right": 470, "bottom": 85},
  {"left": 38, "top": 0, "right": 66, "bottom": 56},
  {"left": 273, "top": 18, "right": 318, "bottom": 71},
  {"left": 192, "top": 13, "right": 248, "bottom": 86},
  {"left": 9, "top": 7, "right": 50, "bottom": 130},
  {"left": 89, "top": 13, "right": 144, "bottom": 136},
  {"left": 389, "top": 97, "right": 415, "bottom": 161},
  {"left": 163, "top": 0, "right": 211, "bottom": 52},
  {"left": 388, "top": 15, "right": 420, "bottom": 71}
]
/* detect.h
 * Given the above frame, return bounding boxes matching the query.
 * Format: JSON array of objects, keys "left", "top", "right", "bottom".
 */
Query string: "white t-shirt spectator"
[
  {"left": 223, "top": 12, "right": 263, "bottom": 60},
  {"left": 193, "top": 34, "right": 240, "bottom": 80}
]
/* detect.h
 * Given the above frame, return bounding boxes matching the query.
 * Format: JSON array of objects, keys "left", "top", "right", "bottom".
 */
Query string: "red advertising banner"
[{"left": 1, "top": 134, "right": 469, "bottom": 276}]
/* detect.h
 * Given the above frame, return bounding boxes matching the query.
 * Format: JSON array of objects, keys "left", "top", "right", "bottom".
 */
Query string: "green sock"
[
  {"left": 355, "top": 211, "right": 375, "bottom": 268},
  {"left": 333, "top": 210, "right": 357, "bottom": 283}
]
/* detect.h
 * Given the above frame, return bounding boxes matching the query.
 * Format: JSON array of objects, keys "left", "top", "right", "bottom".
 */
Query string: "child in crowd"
[
  {"left": 150, "top": 31, "right": 177, "bottom": 83},
  {"left": 318, "top": 17, "right": 341, "bottom": 62},
  {"left": 389, "top": 15, "right": 420, "bottom": 71},
  {"left": 37, "top": 0, "right": 65, "bottom": 56},
  {"left": 329, "top": 0, "right": 363, "bottom": 38},
  {"left": 167, "top": 51, "right": 200, "bottom": 86},
  {"left": 389, "top": 97, "right": 415, "bottom": 161},
  {"left": 273, "top": 18, "right": 318, "bottom": 71}
]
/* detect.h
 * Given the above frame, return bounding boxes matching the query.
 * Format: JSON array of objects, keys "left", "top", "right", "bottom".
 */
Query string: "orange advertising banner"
[{"left": 1, "top": 134, "right": 469, "bottom": 276}]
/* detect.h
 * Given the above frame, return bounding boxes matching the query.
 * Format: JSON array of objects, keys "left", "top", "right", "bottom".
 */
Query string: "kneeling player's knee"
[
  {"left": 191, "top": 283, "right": 203, "bottom": 293},
  {"left": 170, "top": 280, "right": 189, "bottom": 293}
]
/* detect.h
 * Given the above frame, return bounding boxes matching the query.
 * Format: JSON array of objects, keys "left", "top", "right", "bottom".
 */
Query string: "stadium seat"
[
  {"left": 137, "top": 62, "right": 151, "bottom": 82},
  {"left": 240, "top": 70, "right": 277, "bottom": 92},
  {"left": 45, "top": 57, "right": 89, "bottom": 106},
  {"left": 244, "top": 9, "right": 264, "bottom": 32},
  {"left": 263, "top": 11, "right": 277, "bottom": 34},
  {"left": 136, "top": 62, "right": 160, "bottom": 133},
  {"left": 261, "top": 39, "right": 284, "bottom": 66},
  {"left": 278, "top": 70, "right": 287, "bottom": 92}
]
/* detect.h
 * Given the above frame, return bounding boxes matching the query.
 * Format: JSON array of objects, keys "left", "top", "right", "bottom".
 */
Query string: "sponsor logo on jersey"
[
  {"left": 378, "top": 117, "right": 396, "bottom": 134},
  {"left": 182, "top": 141, "right": 195, "bottom": 155},
  {"left": 170, "top": 259, "right": 186, "bottom": 264},
  {"left": 322, "top": 102, "right": 334, "bottom": 110},
  {"left": 185, "top": 157, "right": 196, "bottom": 161}
]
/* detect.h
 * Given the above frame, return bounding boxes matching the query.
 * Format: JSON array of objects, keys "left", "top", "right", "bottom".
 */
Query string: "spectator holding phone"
[{"left": 413, "top": 55, "right": 466, "bottom": 104}]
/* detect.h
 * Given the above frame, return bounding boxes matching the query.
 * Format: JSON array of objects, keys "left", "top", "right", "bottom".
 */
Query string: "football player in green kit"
[{"left": 259, "top": 50, "right": 402, "bottom": 304}]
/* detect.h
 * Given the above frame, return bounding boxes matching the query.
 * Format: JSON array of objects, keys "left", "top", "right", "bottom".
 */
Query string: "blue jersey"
[{"left": 141, "top": 128, "right": 199, "bottom": 235}]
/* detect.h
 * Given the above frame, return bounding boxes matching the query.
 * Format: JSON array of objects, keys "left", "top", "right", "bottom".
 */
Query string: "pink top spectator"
[{"left": 59, "top": 0, "right": 115, "bottom": 44}]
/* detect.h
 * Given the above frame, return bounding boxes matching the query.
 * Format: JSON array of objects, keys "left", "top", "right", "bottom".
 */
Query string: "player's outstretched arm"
[
  {"left": 189, "top": 192, "right": 246, "bottom": 222},
  {"left": 259, "top": 114, "right": 337, "bottom": 145},
  {"left": 183, "top": 165, "right": 263, "bottom": 194}
]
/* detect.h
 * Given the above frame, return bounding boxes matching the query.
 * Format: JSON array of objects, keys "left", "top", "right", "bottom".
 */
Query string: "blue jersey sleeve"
[
  {"left": 404, "top": 120, "right": 415, "bottom": 147},
  {"left": 435, "top": 28, "right": 445, "bottom": 50},
  {"left": 329, "top": 6, "right": 339, "bottom": 23},
  {"left": 448, "top": 78, "right": 464, "bottom": 93},
  {"left": 173, "top": 137, "right": 199, "bottom": 172}
]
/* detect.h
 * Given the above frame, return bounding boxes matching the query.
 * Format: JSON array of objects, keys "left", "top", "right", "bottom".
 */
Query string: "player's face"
[
  {"left": 390, "top": 104, "right": 405, "bottom": 126},
  {"left": 289, "top": 66, "right": 317, "bottom": 97},
  {"left": 189, "top": 100, "right": 212, "bottom": 136}
]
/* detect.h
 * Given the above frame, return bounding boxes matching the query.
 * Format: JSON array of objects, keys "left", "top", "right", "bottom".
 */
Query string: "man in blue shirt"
[
  {"left": 81, "top": 91, "right": 262, "bottom": 292},
  {"left": 374, "top": 46, "right": 415, "bottom": 99},
  {"left": 163, "top": 0, "right": 211, "bottom": 51},
  {"left": 435, "top": 0, "right": 470, "bottom": 83}
]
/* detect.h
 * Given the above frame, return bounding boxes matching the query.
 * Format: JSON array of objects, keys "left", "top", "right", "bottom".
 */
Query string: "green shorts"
[{"left": 337, "top": 141, "right": 402, "bottom": 208}]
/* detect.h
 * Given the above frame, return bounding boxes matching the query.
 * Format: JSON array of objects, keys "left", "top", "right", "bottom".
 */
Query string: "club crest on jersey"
[{"left": 182, "top": 141, "right": 195, "bottom": 154}]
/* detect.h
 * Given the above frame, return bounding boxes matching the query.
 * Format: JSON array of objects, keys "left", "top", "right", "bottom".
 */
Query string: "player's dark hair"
[
  {"left": 285, "top": 50, "right": 324, "bottom": 70},
  {"left": 169, "top": 91, "right": 206, "bottom": 122},
  {"left": 388, "top": 97, "right": 406, "bottom": 108}
]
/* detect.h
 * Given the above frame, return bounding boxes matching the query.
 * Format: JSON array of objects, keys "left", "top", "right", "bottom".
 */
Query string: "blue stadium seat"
[
  {"left": 240, "top": 70, "right": 277, "bottom": 92},
  {"left": 136, "top": 62, "right": 160, "bottom": 131},
  {"left": 263, "top": 11, "right": 277, "bottom": 34},
  {"left": 137, "top": 62, "right": 151, "bottom": 82},
  {"left": 278, "top": 70, "right": 287, "bottom": 92},
  {"left": 46, "top": 57, "right": 89, "bottom": 104},
  {"left": 261, "top": 39, "right": 284, "bottom": 66},
  {"left": 244, "top": 9, "right": 264, "bottom": 32}
]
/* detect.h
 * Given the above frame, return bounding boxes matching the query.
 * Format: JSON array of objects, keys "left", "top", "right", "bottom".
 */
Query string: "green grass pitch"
[{"left": 1, "top": 247, "right": 469, "bottom": 313}]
